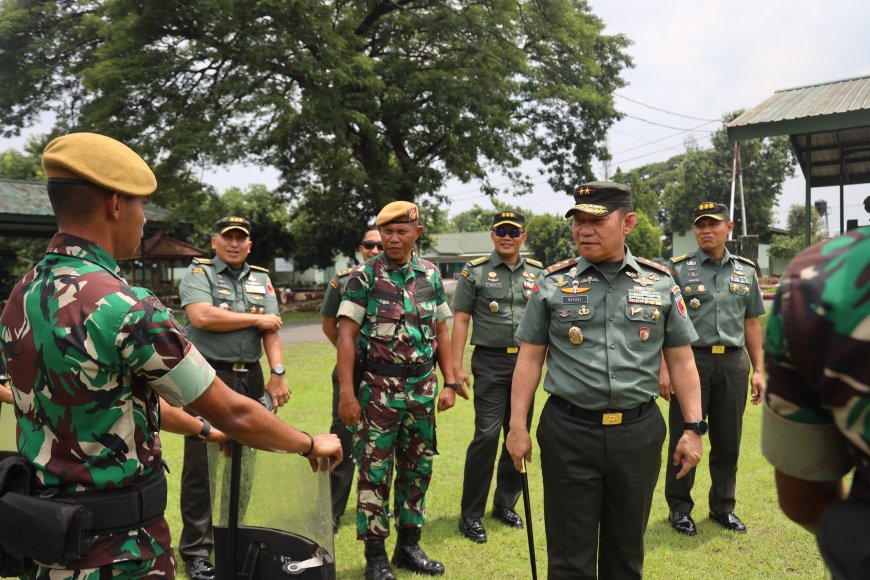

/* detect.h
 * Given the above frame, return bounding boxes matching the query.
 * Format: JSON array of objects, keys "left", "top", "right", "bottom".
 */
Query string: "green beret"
[
  {"left": 376, "top": 201, "right": 419, "bottom": 226},
  {"left": 693, "top": 202, "right": 730, "bottom": 224},
  {"left": 42, "top": 132, "right": 157, "bottom": 196},
  {"left": 564, "top": 181, "right": 632, "bottom": 218}
]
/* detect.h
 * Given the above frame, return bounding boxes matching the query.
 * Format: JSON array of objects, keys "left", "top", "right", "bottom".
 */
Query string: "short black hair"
[
  {"left": 360, "top": 224, "right": 378, "bottom": 244},
  {"left": 47, "top": 181, "right": 113, "bottom": 223}
]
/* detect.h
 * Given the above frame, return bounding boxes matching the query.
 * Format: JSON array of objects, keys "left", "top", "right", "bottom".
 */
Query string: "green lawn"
[{"left": 161, "top": 337, "right": 824, "bottom": 579}]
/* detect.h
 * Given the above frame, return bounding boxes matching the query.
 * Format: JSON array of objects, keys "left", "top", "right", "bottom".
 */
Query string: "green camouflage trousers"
[
  {"left": 353, "top": 397, "right": 437, "bottom": 539},
  {"left": 25, "top": 550, "right": 176, "bottom": 579}
]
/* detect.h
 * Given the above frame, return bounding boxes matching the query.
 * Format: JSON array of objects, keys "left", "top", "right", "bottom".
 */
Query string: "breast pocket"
[
  {"left": 370, "top": 302, "right": 404, "bottom": 341},
  {"left": 624, "top": 304, "right": 662, "bottom": 350},
  {"left": 554, "top": 305, "right": 595, "bottom": 348},
  {"left": 212, "top": 288, "right": 235, "bottom": 307},
  {"left": 417, "top": 300, "right": 437, "bottom": 341}
]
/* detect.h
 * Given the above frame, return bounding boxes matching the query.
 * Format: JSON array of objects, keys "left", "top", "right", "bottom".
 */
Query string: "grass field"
[{"left": 160, "top": 337, "right": 826, "bottom": 579}]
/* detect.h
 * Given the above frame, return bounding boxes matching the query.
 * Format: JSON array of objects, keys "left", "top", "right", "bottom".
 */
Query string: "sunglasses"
[
  {"left": 493, "top": 227, "right": 522, "bottom": 238},
  {"left": 361, "top": 241, "right": 383, "bottom": 250}
]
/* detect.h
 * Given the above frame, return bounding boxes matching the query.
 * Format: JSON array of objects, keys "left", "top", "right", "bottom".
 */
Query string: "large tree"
[{"left": 0, "top": 0, "right": 631, "bottom": 267}]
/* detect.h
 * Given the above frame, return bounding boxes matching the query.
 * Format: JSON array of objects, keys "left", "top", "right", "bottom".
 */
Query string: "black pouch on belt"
[
  {"left": 0, "top": 491, "right": 91, "bottom": 563},
  {"left": 0, "top": 454, "right": 33, "bottom": 575}
]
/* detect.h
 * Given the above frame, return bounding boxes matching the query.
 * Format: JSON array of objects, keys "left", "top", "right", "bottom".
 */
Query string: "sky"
[{"left": 3, "top": 0, "right": 870, "bottom": 233}]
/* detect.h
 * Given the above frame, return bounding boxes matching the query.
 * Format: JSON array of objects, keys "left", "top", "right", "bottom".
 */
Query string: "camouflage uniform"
[
  {"left": 763, "top": 227, "right": 870, "bottom": 576},
  {"left": 337, "top": 253, "right": 451, "bottom": 539},
  {"left": 320, "top": 268, "right": 356, "bottom": 521},
  {"left": 0, "top": 233, "right": 214, "bottom": 576}
]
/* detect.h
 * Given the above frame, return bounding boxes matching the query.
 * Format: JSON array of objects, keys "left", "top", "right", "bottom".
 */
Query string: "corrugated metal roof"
[
  {"left": 727, "top": 76, "right": 870, "bottom": 189},
  {"left": 0, "top": 178, "right": 172, "bottom": 236},
  {"left": 729, "top": 75, "right": 870, "bottom": 131}
]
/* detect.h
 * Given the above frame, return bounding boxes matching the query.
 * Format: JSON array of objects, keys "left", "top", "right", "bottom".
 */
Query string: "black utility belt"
[
  {"left": 475, "top": 345, "right": 520, "bottom": 355},
  {"left": 208, "top": 360, "right": 258, "bottom": 372},
  {"left": 0, "top": 455, "right": 167, "bottom": 568},
  {"left": 365, "top": 359, "right": 434, "bottom": 378},
  {"left": 549, "top": 395, "right": 656, "bottom": 426},
  {"left": 692, "top": 345, "right": 743, "bottom": 355}
]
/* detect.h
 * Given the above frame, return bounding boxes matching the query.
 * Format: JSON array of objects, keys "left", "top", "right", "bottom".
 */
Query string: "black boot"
[
  {"left": 391, "top": 527, "right": 445, "bottom": 576},
  {"left": 364, "top": 539, "right": 396, "bottom": 580}
]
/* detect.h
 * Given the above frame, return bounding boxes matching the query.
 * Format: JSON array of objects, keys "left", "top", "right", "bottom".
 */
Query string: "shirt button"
[
  {"left": 609, "top": 344, "right": 615, "bottom": 350},
  {"left": 608, "top": 288, "right": 614, "bottom": 293},
  {"left": 611, "top": 372, "right": 617, "bottom": 378},
  {"left": 609, "top": 316, "right": 615, "bottom": 322}
]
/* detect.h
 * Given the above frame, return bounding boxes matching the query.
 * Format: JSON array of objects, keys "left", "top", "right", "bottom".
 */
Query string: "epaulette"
[
  {"left": 336, "top": 267, "right": 353, "bottom": 277},
  {"left": 636, "top": 257, "right": 670, "bottom": 274},
  {"left": 545, "top": 257, "right": 578, "bottom": 275},
  {"left": 249, "top": 265, "right": 270, "bottom": 273},
  {"left": 468, "top": 256, "right": 489, "bottom": 267},
  {"left": 525, "top": 258, "right": 543, "bottom": 269},
  {"left": 735, "top": 255, "right": 757, "bottom": 268},
  {"left": 192, "top": 258, "right": 213, "bottom": 265},
  {"left": 670, "top": 254, "right": 689, "bottom": 263}
]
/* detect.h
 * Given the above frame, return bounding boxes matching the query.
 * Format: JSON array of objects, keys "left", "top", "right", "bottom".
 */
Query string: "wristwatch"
[
  {"left": 443, "top": 383, "right": 459, "bottom": 390},
  {"left": 270, "top": 364, "right": 286, "bottom": 376},
  {"left": 684, "top": 419, "right": 709, "bottom": 435}
]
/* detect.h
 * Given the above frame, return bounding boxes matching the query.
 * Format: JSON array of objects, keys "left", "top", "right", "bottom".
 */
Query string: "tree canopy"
[{"left": 0, "top": 0, "right": 632, "bottom": 268}]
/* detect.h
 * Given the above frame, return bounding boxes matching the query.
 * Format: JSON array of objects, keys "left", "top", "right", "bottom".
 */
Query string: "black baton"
[{"left": 521, "top": 458, "right": 537, "bottom": 580}]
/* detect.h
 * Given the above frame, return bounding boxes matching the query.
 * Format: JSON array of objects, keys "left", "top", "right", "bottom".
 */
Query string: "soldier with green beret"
[
  {"left": 336, "top": 200, "right": 467, "bottom": 580},
  {"left": 506, "top": 181, "right": 704, "bottom": 579},
  {"left": 320, "top": 225, "right": 382, "bottom": 533},
  {"left": 452, "top": 210, "right": 543, "bottom": 544},
  {"left": 177, "top": 215, "right": 292, "bottom": 579},
  {"left": 0, "top": 133, "right": 341, "bottom": 579},
  {"left": 662, "top": 201, "right": 765, "bottom": 537}
]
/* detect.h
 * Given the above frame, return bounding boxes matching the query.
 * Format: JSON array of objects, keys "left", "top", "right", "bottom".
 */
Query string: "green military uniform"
[
  {"left": 452, "top": 250, "right": 542, "bottom": 519},
  {"left": 320, "top": 267, "right": 355, "bottom": 522},
  {"left": 177, "top": 255, "right": 279, "bottom": 562},
  {"left": 0, "top": 233, "right": 214, "bottom": 576},
  {"left": 665, "top": 247, "right": 764, "bottom": 517},
  {"left": 764, "top": 226, "right": 870, "bottom": 578},
  {"left": 337, "top": 252, "right": 451, "bottom": 540},
  {"left": 517, "top": 242, "right": 697, "bottom": 578}
]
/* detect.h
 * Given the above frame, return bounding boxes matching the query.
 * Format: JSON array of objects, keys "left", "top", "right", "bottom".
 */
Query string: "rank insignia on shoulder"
[
  {"left": 546, "top": 258, "right": 578, "bottom": 275},
  {"left": 525, "top": 258, "right": 543, "bottom": 269},
  {"left": 337, "top": 267, "right": 353, "bottom": 277},
  {"left": 469, "top": 256, "right": 489, "bottom": 266},
  {"left": 460, "top": 269, "right": 470, "bottom": 278},
  {"left": 671, "top": 254, "right": 689, "bottom": 263},
  {"left": 250, "top": 265, "right": 269, "bottom": 273},
  {"left": 191, "top": 267, "right": 206, "bottom": 275},
  {"left": 193, "top": 258, "right": 213, "bottom": 265},
  {"left": 329, "top": 278, "right": 339, "bottom": 289},
  {"left": 636, "top": 256, "right": 670, "bottom": 274},
  {"left": 735, "top": 255, "right": 756, "bottom": 268}
]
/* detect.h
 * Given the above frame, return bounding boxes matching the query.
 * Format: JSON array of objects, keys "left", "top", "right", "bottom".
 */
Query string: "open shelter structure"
[{"left": 727, "top": 75, "right": 870, "bottom": 245}]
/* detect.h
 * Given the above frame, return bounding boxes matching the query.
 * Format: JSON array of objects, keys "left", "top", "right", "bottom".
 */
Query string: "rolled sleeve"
[{"left": 179, "top": 265, "right": 213, "bottom": 307}]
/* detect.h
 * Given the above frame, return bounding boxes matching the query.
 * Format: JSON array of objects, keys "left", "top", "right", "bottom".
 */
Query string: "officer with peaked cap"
[
  {"left": 453, "top": 210, "right": 543, "bottom": 543},
  {"left": 506, "top": 181, "right": 705, "bottom": 578},
  {"left": 177, "top": 214, "right": 292, "bottom": 579},
  {"left": 0, "top": 133, "right": 341, "bottom": 578},
  {"left": 336, "top": 200, "right": 466, "bottom": 580},
  {"left": 662, "top": 201, "right": 765, "bottom": 537}
]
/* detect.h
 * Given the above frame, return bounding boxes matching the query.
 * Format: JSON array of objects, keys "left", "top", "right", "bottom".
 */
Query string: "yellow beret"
[
  {"left": 376, "top": 201, "right": 419, "bottom": 226},
  {"left": 42, "top": 132, "right": 157, "bottom": 196}
]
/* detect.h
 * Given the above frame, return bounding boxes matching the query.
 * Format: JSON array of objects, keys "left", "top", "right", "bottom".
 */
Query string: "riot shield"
[{"left": 208, "top": 442, "right": 335, "bottom": 579}]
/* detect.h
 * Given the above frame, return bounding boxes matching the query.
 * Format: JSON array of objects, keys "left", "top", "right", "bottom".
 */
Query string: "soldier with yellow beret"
[
  {"left": 0, "top": 133, "right": 342, "bottom": 578},
  {"left": 336, "top": 200, "right": 465, "bottom": 580}
]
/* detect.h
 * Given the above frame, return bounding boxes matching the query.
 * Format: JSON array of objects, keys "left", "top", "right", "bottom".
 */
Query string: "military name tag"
[
  {"left": 562, "top": 295, "right": 589, "bottom": 304},
  {"left": 485, "top": 282, "right": 503, "bottom": 288},
  {"left": 245, "top": 285, "right": 266, "bottom": 294}
]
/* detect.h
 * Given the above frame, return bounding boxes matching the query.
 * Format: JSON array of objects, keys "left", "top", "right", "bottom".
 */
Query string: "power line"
[
  {"left": 621, "top": 114, "right": 718, "bottom": 133},
  {"left": 615, "top": 92, "right": 719, "bottom": 122}
]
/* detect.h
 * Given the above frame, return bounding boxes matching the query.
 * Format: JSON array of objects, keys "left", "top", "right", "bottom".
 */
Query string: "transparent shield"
[
  {"left": 0, "top": 402, "right": 14, "bottom": 452},
  {"left": 208, "top": 442, "right": 335, "bottom": 579}
]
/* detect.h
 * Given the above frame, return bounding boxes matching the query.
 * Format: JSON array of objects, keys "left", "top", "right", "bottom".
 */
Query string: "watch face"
[
  {"left": 271, "top": 364, "right": 285, "bottom": 375},
  {"left": 695, "top": 420, "right": 709, "bottom": 435}
]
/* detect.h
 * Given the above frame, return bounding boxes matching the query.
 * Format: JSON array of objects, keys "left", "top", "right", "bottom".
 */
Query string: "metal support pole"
[
  {"left": 737, "top": 144, "right": 747, "bottom": 237},
  {"left": 805, "top": 135, "right": 812, "bottom": 247},
  {"left": 728, "top": 142, "right": 738, "bottom": 241}
]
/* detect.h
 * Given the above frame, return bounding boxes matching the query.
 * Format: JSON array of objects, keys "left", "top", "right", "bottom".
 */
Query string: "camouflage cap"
[
  {"left": 42, "top": 132, "right": 157, "bottom": 196},
  {"left": 376, "top": 201, "right": 419, "bottom": 226},
  {"left": 214, "top": 216, "right": 251, "bottom": 236},
  {"left": 564, "top": 181, "right": 632, "bottom": 218},
  {"left": 692, "top": 202, "right": 730, "bottom": 224},
  {"left": 492, "top": 210, "right": 525, "bottom": 229}
]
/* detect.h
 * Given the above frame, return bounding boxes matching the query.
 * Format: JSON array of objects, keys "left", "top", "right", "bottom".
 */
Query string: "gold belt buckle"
[
  {"left": 602, "top": 412, "right": 623, "bottom": 426},
  {"left": 711, "top": 345, "right": 725, "bottom": 355},
  {"left": 232, "top": 362, "right": 247, "bottom": 371},
  {"left": 506, "top": 346, "right": 519, "bottom": 354}
]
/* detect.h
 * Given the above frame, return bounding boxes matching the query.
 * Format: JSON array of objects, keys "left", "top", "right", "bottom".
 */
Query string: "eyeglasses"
[
  {"left": 493, "top": 227, "right": 522, "bottom": 238},
  {"left": 361, "top": 241, "right": 383, "bottom": 250}
]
